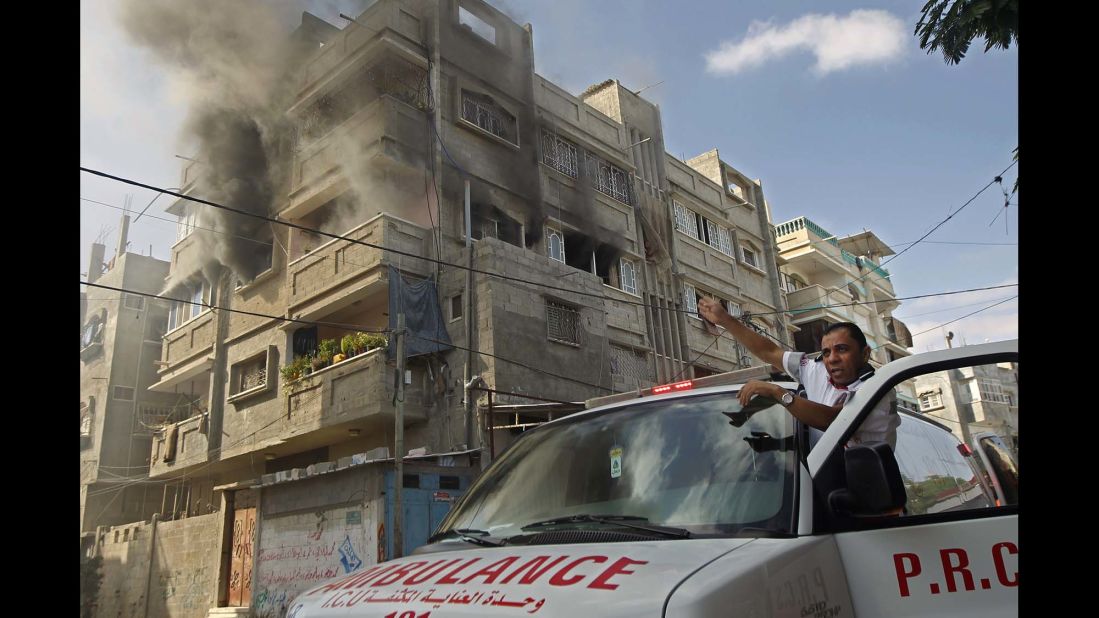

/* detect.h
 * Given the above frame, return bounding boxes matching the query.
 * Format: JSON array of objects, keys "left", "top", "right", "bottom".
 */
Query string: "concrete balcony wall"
[
  {"left": 287, "top": 213, "right": 429, "bottom": 315},
  {"left": 297, "top": 0, "right": 425, "bottom": 97},
  {"left": 220, "top": 347, "right": 426, "bottom": 463},
  {"left": 285, "top": 96, "right": 428, "bottom": 219},
  {"left": 162, "top": 310, "right": 216, "bottom": 367},
  {"left": 786, "top": 284, "right": 854, "bottom": 325},
  {"left": 603, "top": 285, "right": 648, "bottom": 344},
  {"left": 150, "top": 413, "right": 209, "bottom": 478}
]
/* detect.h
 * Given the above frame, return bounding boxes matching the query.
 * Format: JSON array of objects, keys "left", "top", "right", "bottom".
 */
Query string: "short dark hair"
[{"left": 823, "top": 321, "right": 868, "bottom": 349}]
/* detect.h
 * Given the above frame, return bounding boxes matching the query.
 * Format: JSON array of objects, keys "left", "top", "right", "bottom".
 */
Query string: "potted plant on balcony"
[
  {"left": 280, "top": 355, "right": 312, "bottom": 393},
  {"left": 341, "top": 333, "right": 358, "bottom": 359},
  {"left": 312, "top": 339, "right": 338, "bottom": 371},
  {"left": 356, "top": 332, "right": 386, "bottom": 354}
]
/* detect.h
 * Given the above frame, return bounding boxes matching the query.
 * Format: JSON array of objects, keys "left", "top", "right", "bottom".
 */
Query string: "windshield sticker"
[{"left": 609, "top": 447, "right": 623, "bottom": 478}]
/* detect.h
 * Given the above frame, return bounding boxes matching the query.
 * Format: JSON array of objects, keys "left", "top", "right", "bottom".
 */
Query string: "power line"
[
  {"left": 754, "top": 283, "right": 1017, "bottom": 317},
  {"left": 905, "top": 295, "right": 1018, "bottom": 340},
  {"left": 786, "top": 160, "right": 1018, "bottom": 313},
  {"left": 82, "top": 279, "right": 613, "bottom": 395},
  {"left": 81, "top": 167, "right": 1017, "bottom": 323},
  {"left": 81, "top": 280, "right": 389, "bottom": 334},
  {"left": 893, "top": 294, "right": 1017, "bottom": 319}
]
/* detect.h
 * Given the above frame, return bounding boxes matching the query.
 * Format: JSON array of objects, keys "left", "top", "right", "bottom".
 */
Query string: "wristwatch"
[{"left": 780, "top": 391, "right": 795, "bottom": 407}]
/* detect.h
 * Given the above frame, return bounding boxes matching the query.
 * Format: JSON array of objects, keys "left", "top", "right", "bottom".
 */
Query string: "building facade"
[
  {"left": 912, "top": 361, "right": 1019, "bottom": 452},
  {"left": 774, "top": 217, "right": 913, "bottom": 366},
  {"left": 80, "top": 232, "right": 177, "bottom": 534},
  {"left": 87, "top": 1, "right": 794, "bottom": 614}
]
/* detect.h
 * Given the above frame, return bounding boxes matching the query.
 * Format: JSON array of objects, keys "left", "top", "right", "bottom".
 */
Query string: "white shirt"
[{"left": 781, "top": 351, "right": 899, "bottom": 449}]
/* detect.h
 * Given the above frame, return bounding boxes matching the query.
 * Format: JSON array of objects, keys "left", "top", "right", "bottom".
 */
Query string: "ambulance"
[{"left": 287, "top": 339, "right": 1018, "bottom": 617}]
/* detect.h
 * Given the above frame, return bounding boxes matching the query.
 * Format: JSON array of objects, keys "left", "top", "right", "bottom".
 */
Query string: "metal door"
[{"left": 228, "top": 506, "right": 256, "bottom": 606}]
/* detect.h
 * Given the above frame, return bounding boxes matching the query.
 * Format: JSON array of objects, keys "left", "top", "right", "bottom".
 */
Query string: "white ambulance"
[{"left": 287, "top": 340, "right": 1018, "bottom": 617}]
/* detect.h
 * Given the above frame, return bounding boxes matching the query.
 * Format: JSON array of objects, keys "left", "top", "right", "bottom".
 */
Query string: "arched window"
[
  {"left": 547, "top": 228, "right": 565, "bottom": 263},
  {"left": 619, "top": 259, "right": 637, "bottom": 295}
]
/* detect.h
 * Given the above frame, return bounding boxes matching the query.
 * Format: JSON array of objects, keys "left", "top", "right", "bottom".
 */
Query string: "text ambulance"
[{"left": 287, "top": 339, "right": 1018, "bottom": 617}]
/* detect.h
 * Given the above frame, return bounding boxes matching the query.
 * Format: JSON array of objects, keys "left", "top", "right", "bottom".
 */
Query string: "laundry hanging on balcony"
[{"left": 387, "top": 265, "right": 453, "bottom": 359}]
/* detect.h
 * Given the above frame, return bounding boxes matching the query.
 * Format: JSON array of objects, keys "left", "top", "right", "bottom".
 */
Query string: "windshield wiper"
[
  {"left": 520, "top": 514, "right": 690, "bottom": 538},
  {"left": 435, "top": 528, "right": 507, "bottom": 547}
]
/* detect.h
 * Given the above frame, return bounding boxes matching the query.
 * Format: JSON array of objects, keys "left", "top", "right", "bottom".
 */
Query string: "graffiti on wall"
[{"left": 255, "top": 507, "right": 371, "bottom": 618}]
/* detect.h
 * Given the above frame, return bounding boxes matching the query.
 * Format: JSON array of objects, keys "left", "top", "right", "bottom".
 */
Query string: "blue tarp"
[{"left": 387, "top": 265, "right": 453, "bottom": 359}]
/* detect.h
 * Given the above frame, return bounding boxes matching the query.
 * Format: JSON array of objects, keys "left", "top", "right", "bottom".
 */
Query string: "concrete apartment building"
[
  {"left": 80, "top": 229, "right": 178, "bottom": 534},
  {"left": 913, "top": 361, "right": 1019, "bottom": 452},
  {"left": 773, "top": 217, "right": 913, "bottom": 367},
  {"left": 85, "top": 2, "right": 793, "bottom": 615}
]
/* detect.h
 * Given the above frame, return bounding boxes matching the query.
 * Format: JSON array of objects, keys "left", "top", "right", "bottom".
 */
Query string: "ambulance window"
[{"left": 893, "top": 420, "right": 993, "bottom": 516}]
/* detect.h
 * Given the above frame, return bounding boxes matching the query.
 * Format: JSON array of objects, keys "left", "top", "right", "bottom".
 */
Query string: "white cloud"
[{"left": 705, "top": 10, "right": 907, "bottom": 76}]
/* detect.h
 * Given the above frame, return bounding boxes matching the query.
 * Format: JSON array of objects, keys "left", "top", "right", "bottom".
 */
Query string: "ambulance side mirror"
[{"left": 827, "top": 442, "right": 907, "bottom": 516}]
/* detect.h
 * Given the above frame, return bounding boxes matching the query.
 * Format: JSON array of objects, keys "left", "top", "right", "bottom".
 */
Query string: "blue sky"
[{"left": 80, "top": 0, "right": 1017, "bottom": 352}]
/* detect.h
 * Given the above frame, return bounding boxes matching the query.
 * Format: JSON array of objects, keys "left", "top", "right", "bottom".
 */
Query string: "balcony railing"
[
  {"left": 785, "top": 284, "right": 854, "bottom": 321},
  {"left": 775, "top": 217, "right": 890, "bottom": 280}
]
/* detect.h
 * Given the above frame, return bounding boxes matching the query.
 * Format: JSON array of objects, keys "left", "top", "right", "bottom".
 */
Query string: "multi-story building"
[
  {"left": 91, "top": 1, "right": 791, "bottom": 613},
  {"left": 773, "top": 217, "right": 912, "bottom": 366},
  {"left": 147, "top": 0, "right": 790, "bottom": 500},
  {"left": 913, "top": 361, "right": 1019, "bottom": 452},
  {"left": 80, "top": 225, "right": 178, "bottom": 534}
]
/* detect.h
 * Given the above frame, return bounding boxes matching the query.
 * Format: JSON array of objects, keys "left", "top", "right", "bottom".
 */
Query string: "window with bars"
[
  {"left": 461, "top": 91, "right": 517, "bottom": 145},
  {"left": 541, "top": 131, "right": 578, "bottom": 178},
  {"left": 610, "top": 345, "right": 653, "bottom": 382},
  {"left": 230, "top": 348, "right": 274, "bottom": 400},
  {"left": 619, "top": 259, "right": 638, "bottom": 295},
  {"left": 673, "top": 201, "right": 699, "bottom": 239},
  {"left": 546, "top": 227, "right": 565, "bottom": 263},
  {"left": 113, "top": 386, "right": 135, "bottom": 401},
  {"left": 976, "top": 380, "right": 1007, "bottom": 404},
  {"left": 546, "top": 300, "right": 581, "bottom": 345},
  {"left": 589, "top": 158, "right": 630, "bottom": 204},
  {"left": 683, "top": 283, "right": 698, "bottom": 316}
]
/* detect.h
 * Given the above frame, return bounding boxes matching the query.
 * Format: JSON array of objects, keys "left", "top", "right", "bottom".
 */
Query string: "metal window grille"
[
  {"left": 546, "top": 228, "right": 565, "bottom": 263},
  {"left": 546, "top": 301, "right": 580, "bottom": 345},
  {"left": 240, "top": 361, "right": 267, "bottom": 392},
  {"left": 462, "top": 94, "right": 514, "bottom": 142},
  {"left": 919, "top": 392, "right": 942, "bottom": 410},
  {"left": 610, "top": 345, "right": 654, "bottom": 382},
  {"left": 683, "top": 283, "right": 698, "bottom": 315},
  {"left": 593, "top": 160, "right": 630, "bottom": 204},
  {"left": 541, "top": 131, "right": 578, "bottom": 178},
  {"left": 619, "top": 259, "right": 637, "bottom": 295},
  {"left": 717, "top": 226, "right": 734, "bottom": 257},
  {"left": 673, "top": 201, "right": 700, "bottom": 239}
]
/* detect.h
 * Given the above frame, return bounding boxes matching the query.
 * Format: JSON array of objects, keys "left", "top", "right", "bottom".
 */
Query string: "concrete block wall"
[{"left": 94, "top": 514, "right": 220, "bottom": 618}]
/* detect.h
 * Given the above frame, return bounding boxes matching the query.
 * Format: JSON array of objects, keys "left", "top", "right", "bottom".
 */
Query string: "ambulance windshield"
[{"left": 437, "top": 392, "right": 797, "bottom": 542}]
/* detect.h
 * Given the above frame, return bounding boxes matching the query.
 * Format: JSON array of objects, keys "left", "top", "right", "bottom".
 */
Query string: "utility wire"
[
  {"left": 904, "top": 295, "right": 1018, "bottom": 341},
  {"left": 80, "top": 168, "right": 1015, "bottom": 321},
  {"left": 786, "top": 160, "right": 1018, "bottom": 313}
]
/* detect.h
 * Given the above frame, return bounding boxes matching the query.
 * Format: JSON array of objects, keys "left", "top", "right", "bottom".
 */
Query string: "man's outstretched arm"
[{"left": 698, "top": 297, "right": 785, "bottom": 370}]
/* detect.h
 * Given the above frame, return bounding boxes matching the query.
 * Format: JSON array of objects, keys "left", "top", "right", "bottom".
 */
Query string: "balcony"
[
  {"left": 220, "top": 348, "right": 428, "bottom": 462},
  {"left": 159, "top": 310, "right": 216, "bottom": 370},
  {"left": 775, "top": 217, "right": 892, "bottom": 284},
  {"left": 283, "top": 95, "right": 428, "bottom": 221},
  {"left": 296, "top": 0, "right": 426, "bottom": 98},
  {"left": 286, "top": 213, "right": 429, "bottom": 318},
  {"left": 150, "top": 413, "right": 209, "bottom": 478},
  {"left": 785, "top": 284, "right": 855, "bottom": 325}
]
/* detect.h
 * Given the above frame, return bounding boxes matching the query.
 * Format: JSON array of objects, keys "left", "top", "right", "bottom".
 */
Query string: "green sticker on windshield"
[{"left": 610, "top": 447, "right": 623, "bottom": 478}]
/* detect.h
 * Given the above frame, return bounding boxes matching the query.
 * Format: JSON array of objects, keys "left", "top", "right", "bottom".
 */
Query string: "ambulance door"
[{"left": 810, "top": 344, "right": 1019, "bottom": 616}]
